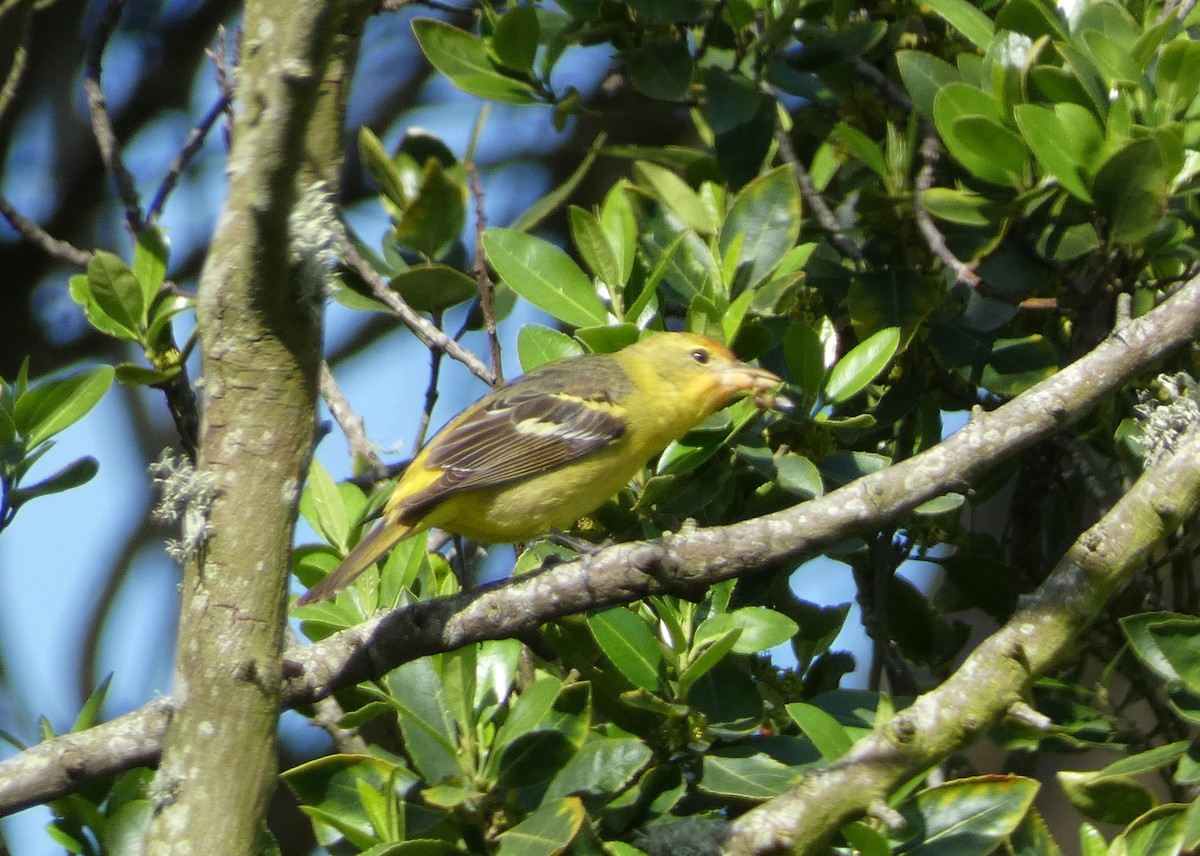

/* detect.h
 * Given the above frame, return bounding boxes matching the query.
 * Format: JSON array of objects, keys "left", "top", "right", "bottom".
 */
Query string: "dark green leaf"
[
  {"left": 386, "top": 659, "right": 460, "bottom": 784},
  {"left": 389, "top": 265, "right": 478, "bottom": 312},
  {"left": 783, "top": 321, "right": 826, "bottom": 408},
  {"left": 982, "top": 335, "right": 1058, "bottom": 396},
  {"left": 627, "top": 39, "right": 694, "bottom": 101},
  {"left": 496, "top": 730, "right": 577, "bottom": 788},
  {"left": 393, "top": 158, "right": 466, "bottom": 258},
  {"left": 1091, "top": 137, "right": 1168, "bottom": 246},
  {"left": 543, "top": 738, "right": 653, "bottom": 802}
]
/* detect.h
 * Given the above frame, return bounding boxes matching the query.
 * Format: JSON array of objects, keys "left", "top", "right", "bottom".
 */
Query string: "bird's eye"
[{"left": 691, "top": 348, "right": 709, "bottom": 365}]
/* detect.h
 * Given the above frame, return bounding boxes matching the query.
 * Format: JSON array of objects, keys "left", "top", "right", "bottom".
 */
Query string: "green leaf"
[
  {"left": 389, "top": 265, "right": 478, "bottom": 312},
  {"left": 486, "top": 677, "right": 563, "bottom": 779},
  {"left": 496, "top": 729, "right": 577, "bottom": 788},
  {"left": 510, "top": 134, "right": 606, "bottom": 233},
  {"left": 114, "top": 362, "right": 183, "bottom": 387},
  {"left": 847, "top": 269, "right": 940, "bottom": 345},
  {"left": 600, "top": 182, "right": 637, "bottom": 287},
  {"left": 1094, "top": 742, "right": 1190, "bottom": 780},
  {"left": 921, "top": 187, "right": 1004, "bottom": 226},
  {"left": 1091, "top": 137, "right": 1168, "bottom": 246},
  {"left": 385, "top": 659, "right": 460, "bottom": 784},
  {"left": 982, "top": 335, "right": 1058, "bottom": 396},
  {"left": 482, "top": 229, "right": 608, "bottom": 327},
  {"left": 786, "top": 702, "right": 854, "bottom": 761},
  {"left": 411, "top": 18, "right": 538, "bottom": 104},
  {"left": 627, "top": 39, "right": 694, "bottom": 101},
  {"left": 302, "top": 459, "right": 351, "bottom": 553},
  {"left": 677, "top": 627, "right": 742, "bottom": 699},
  {"left": 1119, "top": 805, "right": 1186, "bottom": 856},
  {"left": 9, "top": 456, "right": 99, "bottom": 504},
  {"left": 900, "top": 775, "right": 1039, "bottom": 854},
  {"left": 133, "top": 227, "right": 169, "bottom": 302},
  {"left": 951, "top": 115, "right": 1028, "bottom": 185},
  {"left": 718, "top": 165, "right": 802, "bottom": 293},
  {"left": 1058, "top": 770, "right": 1155, "bottom": 824},
  {"left": 588, "top": 607, "right": 664, "bottom": 691},
  {"left": 568, "top": 205, "right": 622, "bottom": 288},
  {"left": 393, "top": 158, "right": 466, "bottom": 258},
  {"left": 496, "top": 797, "right": 586, "bottom": 856},
  {"left": 359, "top": 126, "right": 410, "bottom": 209},
  {"left": 774, "top": 452, "right": 823, "bottom": 499},
  {"left": 14, "top": 365, "right": 114, "bottom": 447},
  {"left": 784, "top": 321, "right": 826, "bottom": 408},
  {"left": 490, "top": 4, "right": 539, "bottom": 74},
  {"left": 933, "top": 83, "right": 1020, "bottom": 186},
  {"left": 1121, "top": 612, "right": 1194, "bottom": 682},
  {"left": 834, "top": 122, "right": 889, "bottom": 180},
  {"left": 924, "top": 0, "right": 995, "bottom": 49},
  {"left": 698, "top": 608, "right": 799, "bottom": 654},
  {"left": 516, "top": 325, "right": 582, "bottom": 371},
  {"left": 543, "top": 737, "right": 653, "bottom": 802},
  {"left": 633, "top": 161, "right": 717, "bottom": 235},
  {"left": 896, "top": 51, "right": 963, "bottom": 120},
  {"left": 824, "top": 327, "right": 899, "bottom": 404},
  {"left": 1014, "top": 103, "right": 1102, "bottom": 201},
  {"left": 699, "top": 749, "right": 799, "bottom": 799},
  {"left": 1157, "top": 38, "right": 1200, "bottom": 116}
]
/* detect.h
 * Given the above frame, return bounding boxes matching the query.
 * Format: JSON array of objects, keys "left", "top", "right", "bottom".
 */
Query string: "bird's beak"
[{"left": 715, "top": 364, "right": 795, "bottom": 412}]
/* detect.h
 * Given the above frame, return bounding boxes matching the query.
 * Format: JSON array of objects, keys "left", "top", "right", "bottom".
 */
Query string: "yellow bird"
[{"left": 297, "top": 332, "right": 788, "bottom": 605}]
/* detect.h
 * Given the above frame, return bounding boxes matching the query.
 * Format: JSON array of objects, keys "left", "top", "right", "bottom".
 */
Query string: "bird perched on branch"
[{"left": 297, "top": 331, "right": 789, "bottom": 605}]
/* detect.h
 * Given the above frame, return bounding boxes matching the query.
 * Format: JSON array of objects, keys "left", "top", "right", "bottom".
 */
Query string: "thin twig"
[
  {"left": 853, "top": 58, "right": 913, "bottom": 112},
  {"left": 0, "top": 194, "right": 92, "bottom": 267},
  {"left": 414, "top": 316, "right": 445, "bottom": 451},
  {"left": 913, "top": 130, "right": 982, "bottom": 289},
  {"left": 147, "top": 91, "right": 232, "bottom": 224},
  {"left": 209, "top": 27, "right": 237, "bottom": 149},
  {"left": 773, "top": 121, "right": 864, "bottom": 264},
  {"left": 319, "top": 362, "right": 386, "bottom": 477},
  {"left": 0, "top": 15, "right": 31, "bottom": 123},
  {"left": 83, "top": 0, "right": 144, "bottom": 233},
  {"left": 341, "top": 239, "right": 497, "bottom": 386},
  {"left": 467, "top": 164, "right": 503, "bottom": 384}
]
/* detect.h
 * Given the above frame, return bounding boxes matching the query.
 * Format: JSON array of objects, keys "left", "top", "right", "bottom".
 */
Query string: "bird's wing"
[{"left": 392, "top": 362, "right": 630, "bottom": 520}]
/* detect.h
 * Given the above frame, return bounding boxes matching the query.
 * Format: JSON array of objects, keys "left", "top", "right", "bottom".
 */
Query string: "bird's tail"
[{"left": 295, "top": 516, "right": 413, "bottom": 606}]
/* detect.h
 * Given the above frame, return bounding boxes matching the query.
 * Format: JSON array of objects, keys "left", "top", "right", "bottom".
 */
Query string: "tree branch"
[
  {"left": 722, "top": 416, "right": 1200, "bottom": 856},
  {"left": 1, "top": 272, "right": 1198, "bottom": 818}
]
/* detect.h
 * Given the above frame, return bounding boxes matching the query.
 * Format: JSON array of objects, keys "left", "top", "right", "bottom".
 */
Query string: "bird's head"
[{"left": 623, "top": 332, "right": 793, "bottom": 414}]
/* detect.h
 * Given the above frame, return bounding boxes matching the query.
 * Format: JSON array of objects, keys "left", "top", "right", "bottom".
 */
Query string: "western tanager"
[{"left": 297, "top": 332, "right": 787, "bottom": 605}]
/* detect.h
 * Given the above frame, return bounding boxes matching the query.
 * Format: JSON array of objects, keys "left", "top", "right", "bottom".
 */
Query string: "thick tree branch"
[
  {"left": 140, "top": 0, "right": 346, "bottom": 850},
  {"left": 722, "top": 415, "right": 1200, "bottom": 856},
  {"left": 1, "top": 273, "right": 1198, "bottom": 817}
]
